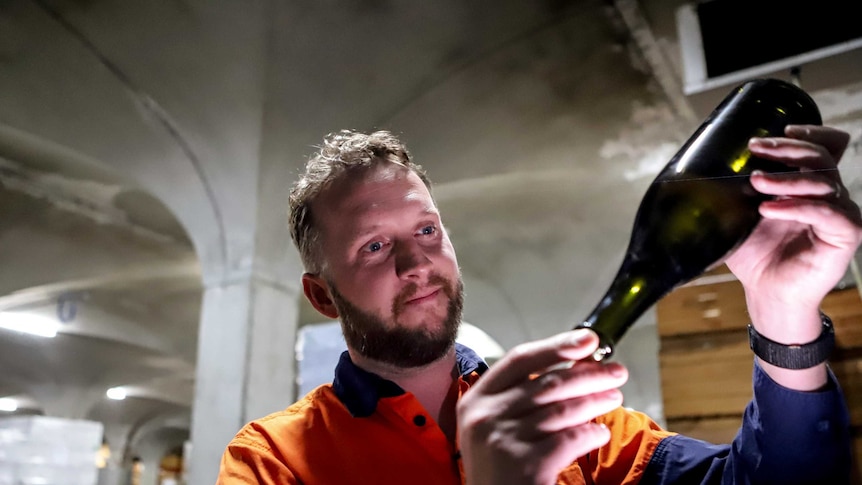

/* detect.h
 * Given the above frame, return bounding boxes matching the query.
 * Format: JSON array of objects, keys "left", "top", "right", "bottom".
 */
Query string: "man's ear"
[{"left": 302, "top": 273, "right": 339, "bottom": 319}]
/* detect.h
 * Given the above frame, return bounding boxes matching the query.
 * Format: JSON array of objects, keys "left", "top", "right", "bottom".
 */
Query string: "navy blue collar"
[{"left": 332, "top": 343, "right": 489, "bottom": 417}]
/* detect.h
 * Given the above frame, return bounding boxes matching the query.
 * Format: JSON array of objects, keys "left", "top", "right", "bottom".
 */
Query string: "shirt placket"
[{"left": 382, "top": 393, "right": 462, "bottom": 483}]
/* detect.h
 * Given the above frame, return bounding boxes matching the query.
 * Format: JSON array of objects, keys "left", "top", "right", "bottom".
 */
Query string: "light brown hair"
[{"left": 288, "top": 130, "right": 431, "bottom": 274}]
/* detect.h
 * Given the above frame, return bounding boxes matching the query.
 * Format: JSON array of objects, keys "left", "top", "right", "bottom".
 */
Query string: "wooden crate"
[
  {"left": 656, "top": 279, "right": 748, "bottom": 337},
  {"left": 660, "top": 332, "right": 753, "bottom": 418},
  {"left": 656, "top": 269, "right": 862, "bottom": 481}
]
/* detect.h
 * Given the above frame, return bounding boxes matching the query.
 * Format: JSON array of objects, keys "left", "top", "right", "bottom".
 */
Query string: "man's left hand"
[{"left": 726, "top": 125, "right": 862, "bottom": 389}]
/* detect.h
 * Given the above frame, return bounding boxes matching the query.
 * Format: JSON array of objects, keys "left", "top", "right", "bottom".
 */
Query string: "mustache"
[{"left": 392, "top": 273, "right": 455, "bottom": 314}]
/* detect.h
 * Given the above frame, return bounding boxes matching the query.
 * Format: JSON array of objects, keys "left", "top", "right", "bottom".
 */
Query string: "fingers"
[
  {"left": 749, "top": 125, "right": 849, "bottom": 175},
  {"left": 476, "top": 329, "right": 600, "bottom": 395},
  {"left": 749, "top": 162, "right": 862, "bottom": 245},
  {"left": 499, "top": 360, "right": 628, "bottom": 419},
  {"left": 757, "top": 198, "right": 862, "bottom": 247},
  {"left": 460, "top": 354, "right": 627, "bottom": 439},
  {"left": 749, "top": 137, "right": 837, "bottom": 175},
  {"left": 786, "top": 125, "right": 851, "bottom": 161},
  {"left": 512, "top": 388, "right": 623, "bottom": 439},
  {"left": 748, "top": 124, "right": 856, "bottom": 212},
  {"left": 537, "top": 421, "right": 611, "bottom": 459},
  {"left": 473, "top": 421, "right": 612, "bottom": 485},
  {"left": 749, "top": 170, "right": 843, "bottom": 200},
  {"left": 522, "top": 422, "right": 612, "bottom": 483},
  {"left": 457, "top": 342, "right": 626, "bottom": 485},
  {"left": 458, "top": 333, "right": 628, "bottom": 446}
]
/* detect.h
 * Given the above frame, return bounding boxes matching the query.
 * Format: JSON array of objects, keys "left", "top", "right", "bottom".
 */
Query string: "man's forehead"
[
  {"left": 310, "top": 164, "right": 434, "bottom": 236},
  {"left": 318, "top": 163, "right": 420, "bottom": 207}
]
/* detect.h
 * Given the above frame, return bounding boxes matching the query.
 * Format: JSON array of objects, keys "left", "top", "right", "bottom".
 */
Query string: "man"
[{"left": 218, "top": 126, "right": 861, "bottom": 484}]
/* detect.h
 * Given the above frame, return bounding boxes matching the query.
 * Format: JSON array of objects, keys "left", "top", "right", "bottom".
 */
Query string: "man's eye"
[
  {"left": 366, "top": 241, "right": 383, "bottom": 252},
  {"left": 420, "top": 226, "right": 436, "bottom": 235}
]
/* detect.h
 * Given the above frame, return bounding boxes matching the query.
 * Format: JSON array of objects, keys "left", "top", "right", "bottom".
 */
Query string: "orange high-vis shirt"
[{"left": 217, "top": 345, "right": 675, "bottom": 485}]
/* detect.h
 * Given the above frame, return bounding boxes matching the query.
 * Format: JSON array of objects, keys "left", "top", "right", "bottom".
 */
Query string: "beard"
[{"left": 328, "top": 274, "right": 464, "bottom": 368}]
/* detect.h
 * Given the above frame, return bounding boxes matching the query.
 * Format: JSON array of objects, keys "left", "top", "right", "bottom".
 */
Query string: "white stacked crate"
[{"left": 0, "top": 416, "right": 103, "bottom": 485}]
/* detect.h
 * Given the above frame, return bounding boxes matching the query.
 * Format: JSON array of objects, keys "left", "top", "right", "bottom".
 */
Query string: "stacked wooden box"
[{"left": 656, "top": 264, "right": 862, "bottom": 480}]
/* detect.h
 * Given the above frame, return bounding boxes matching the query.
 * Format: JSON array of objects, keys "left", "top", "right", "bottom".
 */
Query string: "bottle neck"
[{"left": 579, "top": 257, "right": 677, "bottom": 360}]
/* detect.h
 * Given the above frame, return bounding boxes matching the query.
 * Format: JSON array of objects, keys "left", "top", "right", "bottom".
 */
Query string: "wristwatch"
[{"left": 747, "top": 312, "right": 835, "bottom": 370}]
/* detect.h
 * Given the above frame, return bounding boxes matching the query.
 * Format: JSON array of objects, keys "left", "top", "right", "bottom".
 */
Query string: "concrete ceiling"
[{"left": 1, "top": 0, "right": 862, "bottom": 465}]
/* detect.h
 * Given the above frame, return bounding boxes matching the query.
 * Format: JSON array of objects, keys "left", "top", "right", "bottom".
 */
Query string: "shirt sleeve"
[
  {"left": 640, "top": 361, "right": 852, "bottom": 485},
  {"left": 575, "top": 407, "right": 677, "bottom": 484},
  {"left": 217, "top": 436, "right": 300, "bottom": 485}
]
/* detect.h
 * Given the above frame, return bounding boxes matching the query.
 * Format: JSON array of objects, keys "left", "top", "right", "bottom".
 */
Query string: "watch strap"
[{"left": 748, "top": 313, "right": 835, "bottom": 370}]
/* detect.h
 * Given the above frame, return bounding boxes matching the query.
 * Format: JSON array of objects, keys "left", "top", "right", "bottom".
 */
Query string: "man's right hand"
[{"left": 456, "top": 329, "right": 628, "bottom": 485}]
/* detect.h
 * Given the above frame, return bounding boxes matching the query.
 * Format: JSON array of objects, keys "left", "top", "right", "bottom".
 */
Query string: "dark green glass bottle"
[{"left": 576, "top": 78, "right": 822, "bottom": 361}]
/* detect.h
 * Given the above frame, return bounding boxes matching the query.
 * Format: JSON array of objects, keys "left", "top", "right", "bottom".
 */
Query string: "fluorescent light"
[
  {"left": 0, "top": 398, "right": 17, "bottom": 412},
  {"left": 106, "top": 387, "right": 127, "bottom": 400},
  {"left": 0, "top": 312, "right": 59, "bottom": 338}
]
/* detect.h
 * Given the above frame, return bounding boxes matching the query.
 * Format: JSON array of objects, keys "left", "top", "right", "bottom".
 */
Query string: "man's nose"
[{"left": 395, "top": 240, "right": 432, "bottom": 279}]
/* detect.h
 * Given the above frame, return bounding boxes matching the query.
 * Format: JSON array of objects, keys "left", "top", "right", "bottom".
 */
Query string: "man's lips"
[{"left": 405, "top": 288, "right": 441, "bottom": 305}]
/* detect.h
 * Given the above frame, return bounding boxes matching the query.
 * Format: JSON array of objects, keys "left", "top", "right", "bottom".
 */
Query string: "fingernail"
[
  {"left": 751, "top": 170, "right": 765, "bottom": 177},
  {"left": 785, "top": 125, "right": 807, "bottom": 136},
  {"left": 568, "top": 329, "right": 593, "bottom": 345},
  {"left": 750, "top": 137, "right": 776, "bottom": 147},
  {"left": 608, "top": 363, "right": 626, "bottom": 377}
]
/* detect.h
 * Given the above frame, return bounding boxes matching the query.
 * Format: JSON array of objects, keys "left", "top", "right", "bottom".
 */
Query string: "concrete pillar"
[
  {"left": 187, "top": 148, "right": 305, "bottom": 484},
  {"left": 187, "top": 4, "right": 312, "bottom": 480},
  {"left": 98, "top": 423, "right": 132, "bottom": 485},
  {"left": 185, "top": 110, "right": 306, "bottom": 484},
  {"left": 187, "top": 273, "right": 300, "bottom": 485}
]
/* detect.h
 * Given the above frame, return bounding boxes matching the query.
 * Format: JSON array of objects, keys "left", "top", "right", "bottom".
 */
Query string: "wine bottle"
[{"left": 576, "top": 78, "right": 822, "bottom": 361}]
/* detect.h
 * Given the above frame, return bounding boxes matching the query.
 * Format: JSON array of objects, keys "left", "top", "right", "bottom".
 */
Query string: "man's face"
[{"left": 312, "top": 164, "right": 463, "bottom": 367}]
